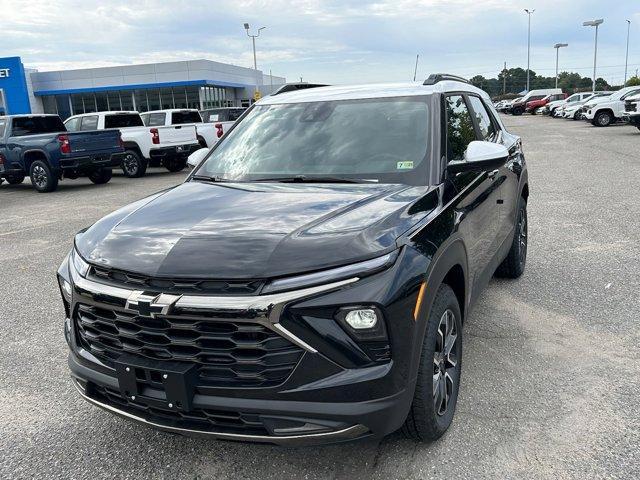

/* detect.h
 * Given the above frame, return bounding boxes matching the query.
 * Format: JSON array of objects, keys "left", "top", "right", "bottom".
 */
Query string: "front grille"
[
  {"left": 625, "top": 101, "right": 637, "bottom": 112},
  {"left": 89, "top": 265, "right": 265, "bottom": 295},
  {"left": 89, "top": 383, "right": 269, "bottom": 435},
  {"left": 75, "top": 304, "right": 304, "bottom": 388}
]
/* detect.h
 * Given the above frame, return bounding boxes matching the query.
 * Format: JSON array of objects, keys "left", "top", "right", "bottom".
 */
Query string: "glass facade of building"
[{"left": 40, "top": 85, "right": 234, "bottom": 118}]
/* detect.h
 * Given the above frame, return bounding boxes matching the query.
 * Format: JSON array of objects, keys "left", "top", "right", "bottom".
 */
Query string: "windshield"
[{"left": 195, "top": 96, "right": 431, "bottom": 184}]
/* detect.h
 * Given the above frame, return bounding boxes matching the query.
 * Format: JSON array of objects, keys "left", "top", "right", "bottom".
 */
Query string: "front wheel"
[
  {"left": 512, "top": 107, "right": 523, "bottom": 116},
  {"left": 495, "top": 200, "right": 527, "bottom": 278},
  {"left": 164, "top": 158, "right": 187, "bottom": 172},
  {"left": 593, "top": 111, "right": 612, "bottom": 127},
  {"left": 402, "top": 284, "right": 462, "bottom": 441},
  {"left": 88, "top": 168, "right": 113, "bottom": 184}
]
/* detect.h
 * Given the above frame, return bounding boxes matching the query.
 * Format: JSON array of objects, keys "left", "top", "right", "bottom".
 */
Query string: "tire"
[
  {"left": 5, "top": 173, "right": 26, "bottom": 185},
  {"left": 88, "top": 168, "right": 113, "bottom": 184},
  {"left": 29, "top": 160, "right": 58, "bottom": 193},
  {"left": 197, "top": 136, "right": 208, "bottom": 149},
  {"left": 573, "top": 111, "right": 581, "bottom": 121},
  {"left": 512, "top": 107, "right": 523, "bottom": 116},
  {"left": 495, "top": 199, "right": 527, "bottom": 278},
  {"left": 593, "top": 111, "right": 612, "bottom": 127},
  {"left": 121, "top": 150, "right": 147, "bottom": 178},
  {"left": 402, "top": 284, "right": 463, "bottom": 442},
  {"left": 164, "top": 158, "right": 187, "bottom": 172}
]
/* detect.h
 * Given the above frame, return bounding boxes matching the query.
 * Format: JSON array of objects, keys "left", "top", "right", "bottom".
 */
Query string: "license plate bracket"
[{"left": 114, "top": 354, "right": 198, "bottom": 411}]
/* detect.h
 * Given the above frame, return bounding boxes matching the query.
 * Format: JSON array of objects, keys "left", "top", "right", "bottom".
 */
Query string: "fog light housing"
[
  {"left": 335, "top": 306, "right": 387, "bottom": 342},
  {"left": 344, "top": 309, "right": 378, "bottom": 329}
]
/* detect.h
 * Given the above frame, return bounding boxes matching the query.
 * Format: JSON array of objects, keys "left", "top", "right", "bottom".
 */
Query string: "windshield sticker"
[{"left": 397, "top": 161, "right": 414, "bottom": 170}]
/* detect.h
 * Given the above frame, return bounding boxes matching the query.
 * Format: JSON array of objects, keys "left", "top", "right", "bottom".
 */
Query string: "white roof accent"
[{"left": 258, "top": 81, "right": 489, "bottom": 104}]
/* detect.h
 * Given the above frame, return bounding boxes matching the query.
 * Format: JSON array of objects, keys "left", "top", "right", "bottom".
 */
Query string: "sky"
[{"left": 1, "top": 0, "right": 639, "bottom": 86}]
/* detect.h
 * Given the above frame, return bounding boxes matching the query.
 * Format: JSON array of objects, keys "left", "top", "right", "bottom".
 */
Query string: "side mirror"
[
  {"left": 448, "top": 141, "right": 509, "bottom": 174},
  {"left": 187, "top": 147, "right": 209, "bottom": 168}
]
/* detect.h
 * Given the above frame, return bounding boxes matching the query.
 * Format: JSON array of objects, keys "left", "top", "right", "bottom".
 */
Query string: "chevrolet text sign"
[{"left": 0, "top": 68, "right": 10, "bottom": 78}]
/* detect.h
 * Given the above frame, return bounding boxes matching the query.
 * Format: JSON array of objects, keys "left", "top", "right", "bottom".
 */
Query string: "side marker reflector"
[{"left": 413, "top": 281, "right": 427, "bottom": 321}]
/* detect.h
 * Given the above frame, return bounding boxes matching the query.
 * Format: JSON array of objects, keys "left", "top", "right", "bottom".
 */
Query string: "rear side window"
[
  {"left": 445, "top": 95, "right": 476, "bottom": 161},
  {"left": 65, "top": 118, "right": 80, "bottom": 132},
  {"left": 143, "top": 113, "right": 166, "bottom": 126},
  {"left": 104, "top": 114, "right": 143, "bottom": 129},
  {"left": 80, "top": 116, "right": 99, "bottom": 131},
  {"left": 468, "top": 96, "right": 497, "bottom": 141},
  {"left": 11, "top": 116, "right": 66, "bottom": 136},
  {"left": 171, "top": 111, "right": 202, "bottom": 124}
]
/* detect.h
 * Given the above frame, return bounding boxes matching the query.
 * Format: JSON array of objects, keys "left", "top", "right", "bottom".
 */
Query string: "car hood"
[{"left": 76, "top": 181, "right": 437, "bottom": 279}]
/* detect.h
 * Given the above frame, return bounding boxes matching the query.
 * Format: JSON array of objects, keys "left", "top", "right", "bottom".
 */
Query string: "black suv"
[{"left": 59, "top": 74, "right": 529, "bottom": 446}]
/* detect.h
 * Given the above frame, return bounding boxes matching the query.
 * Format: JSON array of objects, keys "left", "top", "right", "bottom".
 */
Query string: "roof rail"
[
  {"left": 272, "top": 82, "right": 329, "bottom": 95},
  {"left": 423, "top": 73, "right": 470, "bottom": 86}
]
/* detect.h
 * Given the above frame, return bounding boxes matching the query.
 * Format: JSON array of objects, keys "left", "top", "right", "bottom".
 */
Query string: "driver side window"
[{"left": 445, "top": 95, "right": 476, "bottom": 161}]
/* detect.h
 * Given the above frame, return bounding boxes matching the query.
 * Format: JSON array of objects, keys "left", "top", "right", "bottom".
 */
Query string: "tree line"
[{"left": 470, "top": 67, "right": 640, "bottom": 98}]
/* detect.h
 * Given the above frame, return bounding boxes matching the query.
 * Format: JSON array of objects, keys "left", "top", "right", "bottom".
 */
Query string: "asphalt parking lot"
[{"left": 1, "top": 115, "right": 639, "bottom": 479}]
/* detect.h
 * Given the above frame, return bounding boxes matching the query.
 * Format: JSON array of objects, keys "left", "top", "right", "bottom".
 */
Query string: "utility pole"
[
  {"left": 525, "top": 9, "right": 535, "bottom": 92},
  {"left": 244, "top": 23, "right": 266, "bottom": 100},
  {"left": 413, "top": 54, "right": 419, "bottom": 81},
  {"left": 503, "top": 62, "right": 507, "bottom": 95},
  {"left": 583, "top": 19, "right": 604, "bottom": 92},
  {"left": 554, "top": 43, "right": 568, "bottom": 88},
  {"left": 624, "top": 20, "right": 631, "bottom": 85}
]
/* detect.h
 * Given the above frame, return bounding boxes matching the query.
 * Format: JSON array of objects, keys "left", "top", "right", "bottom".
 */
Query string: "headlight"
[
  {"left": 70, "top": 248, "right": 90, "bottom": 278},
  {"left": 335, "top": 305, "right": 387, "bottom": 341},
  {"left": 262, "top": 251, "right": 398, "bottom": 294},
  {"left": 59, "top": 277, "right": 72, "bottom": 300}
]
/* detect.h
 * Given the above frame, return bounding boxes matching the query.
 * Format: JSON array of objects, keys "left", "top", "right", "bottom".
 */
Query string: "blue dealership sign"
[{"left": 0, "top": 56, "right": 32, "bottom": 115}]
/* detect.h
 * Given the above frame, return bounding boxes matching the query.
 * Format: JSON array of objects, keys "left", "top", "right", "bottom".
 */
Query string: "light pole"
[
  {"left": 624, "top": 20, "right": 631, "bottom": 85},
  {"left": 583, "top": 19, "right": 604, "bottom": 92},
  {"left": 554, "top": 43, "right": 568, "bottom": 88},
  {"left": 244, "top": 23, "right": 266, "bottom": 99},
  {"left": 525, "top": 8, "right": 535, "bottom": 92}
]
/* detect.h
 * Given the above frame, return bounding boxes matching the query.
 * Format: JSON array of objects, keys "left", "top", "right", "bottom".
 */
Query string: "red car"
[{"left": 525, "top": 93, "right": 567, "bottom": 114}]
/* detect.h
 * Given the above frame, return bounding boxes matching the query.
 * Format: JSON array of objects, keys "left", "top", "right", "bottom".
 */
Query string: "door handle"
[{"left": 488, "top": 169, "right": 499, "bottom": 179}]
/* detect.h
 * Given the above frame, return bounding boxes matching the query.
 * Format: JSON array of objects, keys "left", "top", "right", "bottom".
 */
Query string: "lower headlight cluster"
[{"left": 335, "top": 306, "right": 387, "bottom": 342}]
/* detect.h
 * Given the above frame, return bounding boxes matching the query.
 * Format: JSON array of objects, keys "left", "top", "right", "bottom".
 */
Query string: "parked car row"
[
  {"left": 494, "top": 86, "right": 640, "bottom": 129},
  {"left": 0, "top": 107, "right": 246, "bottom": 192}
]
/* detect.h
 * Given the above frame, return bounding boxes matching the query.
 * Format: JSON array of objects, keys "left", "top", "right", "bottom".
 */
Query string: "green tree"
[{"left": 626, "top": 76, "right": 640, "bottom": 87}]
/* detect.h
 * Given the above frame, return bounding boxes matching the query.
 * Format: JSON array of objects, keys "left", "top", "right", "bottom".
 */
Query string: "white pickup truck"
[
  {"left": 141, "top": 109, "right": 219, "bottom": 149},
  {"left": 64, "top": 111, "right": 200, "bottom": 177},
  {"left": 623, "top": 93, "right": 640, "bottom": 131},
  {"left": 582, "top": 86, "right": 640, "bottom": 127}
]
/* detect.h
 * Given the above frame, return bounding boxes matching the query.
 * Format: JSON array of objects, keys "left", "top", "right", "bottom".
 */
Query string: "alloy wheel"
[
  {"left": 519, "top": 207, "right": 527, "bottom": 266},
  {"left": 32, "top": 165, "right": 48, "bottom": 188},
  {"left": 123, "top": 154, "right": 138, "bottom": 176},
  {"left": 433, "top": 309, "right": 458, "bottom": 416}
]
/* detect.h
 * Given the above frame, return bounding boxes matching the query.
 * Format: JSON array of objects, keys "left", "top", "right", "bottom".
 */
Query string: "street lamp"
[
  {"left": 624, "top": 20, "right": 631, "bottom": 85},
  {"left": 553, "top": 43, "right": 568, "bottom": 88},
  {"left": 244, "top": 23, "right": 266, "bottom": 98},
  {"left": 583, "top": 19, "right": 604, "bottom": 92},
  {"left": 525, "top": 9, "right": 535, "bottom": 92}
]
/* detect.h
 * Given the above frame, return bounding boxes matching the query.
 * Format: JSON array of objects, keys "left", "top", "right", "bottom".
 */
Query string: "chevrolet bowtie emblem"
[{"left": 125, "top": 291, "right": 182, "bottom": 318}]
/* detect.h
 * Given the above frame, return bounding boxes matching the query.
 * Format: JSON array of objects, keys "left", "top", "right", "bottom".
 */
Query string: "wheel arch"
[
  {"left": 421, "top": 238, "right": 469, "bottom": 325},
  {"left": 22, "top": 149, "right": 50, "bottom": 172},
  {"left": 122, "top": 142, "right": 143, "bottom": 159}
]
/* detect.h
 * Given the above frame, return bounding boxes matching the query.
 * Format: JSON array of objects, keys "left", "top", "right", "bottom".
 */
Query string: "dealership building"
[{"left": 0, "top": 56, "right": 285, "bottom": 119}]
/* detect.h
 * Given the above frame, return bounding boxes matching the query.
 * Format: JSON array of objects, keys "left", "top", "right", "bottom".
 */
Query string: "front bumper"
[
  {"left": 61, "top": 247, "right": 425, "bottom": 445},
  {"left": 69, "top": 353, "right": 410, "bottom": 446},
  {"left": 626, "top": 114, "right": 640, "bottom": 126}
]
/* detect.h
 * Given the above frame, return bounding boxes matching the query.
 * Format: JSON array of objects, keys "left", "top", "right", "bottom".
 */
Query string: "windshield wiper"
[
  {"left": 191, "top": 174, "right": 232, "bottom": 183},
  {"left": 252, "top": 175, "right": 368, "bottom": 184}
]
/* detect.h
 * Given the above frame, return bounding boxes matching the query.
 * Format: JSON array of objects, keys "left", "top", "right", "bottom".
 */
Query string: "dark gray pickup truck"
[{"left": 0, "top": 114, "right": 125, "bottom": 192}]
